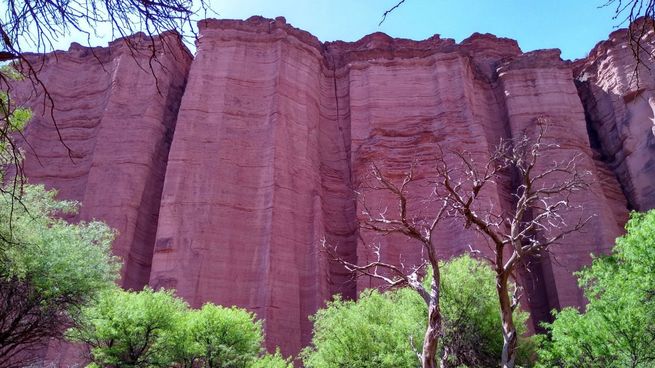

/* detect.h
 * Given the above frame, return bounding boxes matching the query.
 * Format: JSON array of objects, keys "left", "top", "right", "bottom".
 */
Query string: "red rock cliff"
[
  {"left": 13, "top": 32, "right": 192, "bottom": 293},
  {"left": 12, "top": 16, "right": 654, "bottom": 362},
  {"left": 11, "top": 32, "right": 192, "bottom": 363},
  {"left": 574, "top": 18, "right": 655, "bottom": 211}
]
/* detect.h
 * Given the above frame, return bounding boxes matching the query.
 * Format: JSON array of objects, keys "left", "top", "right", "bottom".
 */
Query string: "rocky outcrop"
[
  {"left": 14, "top": 32, "right": 191, "bottom": 291},
  {"left": 497, "top": 49, "right": 628, "bottom": 319},
  {"left": 12, "top": 16, "right": 653, "bottom": 361},
  {"left": 148, "top": 17, "right": 346, "bottom": 354},
  {"left": 574, "top": 18, "right": 655, "bottom": 211}
]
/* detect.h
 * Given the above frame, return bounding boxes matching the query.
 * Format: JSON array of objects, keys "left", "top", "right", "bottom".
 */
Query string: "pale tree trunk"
[
  {"left": 421, "top": 276, "right": 442, "bottom": 368},
  {"left": 497, "top": 273, "right": 517, "bottom": 368},
  {"left": 439, "top": 346, "right": 451, "bottom": 368}
]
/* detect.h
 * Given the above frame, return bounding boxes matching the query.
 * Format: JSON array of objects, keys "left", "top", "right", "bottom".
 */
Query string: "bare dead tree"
[
  {"left": 324, "top": 163, "right": 448, "bottom": 368},
  {"left": 434, "top": 121, "right": 591, "bottom": 368}
]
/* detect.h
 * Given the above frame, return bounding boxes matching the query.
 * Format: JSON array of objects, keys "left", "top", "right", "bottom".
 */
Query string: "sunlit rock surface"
[
  {"left": 11, "top": 32, "right": 192, "bottom": 364},
  {"left": 13, "top": 16, "right": 654, "bottom": 363},
  {"left": 574, "top": 18, "right": 655, "bottom": 211}
]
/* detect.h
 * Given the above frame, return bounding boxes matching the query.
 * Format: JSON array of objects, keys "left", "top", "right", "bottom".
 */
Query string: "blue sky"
[
  {"left": 55, "top": 0, "right": 623, "bottom": 60},
  {"left": 212, "top": 0, "right": 621, "bottom": 60}
]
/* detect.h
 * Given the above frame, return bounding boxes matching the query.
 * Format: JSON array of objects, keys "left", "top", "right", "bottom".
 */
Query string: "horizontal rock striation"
[
  {"left": 14, "top": 32, "right": 192, "bottom": 290},
  {"left": 574, "top": 18, "right": 655, "bottom": 211},
  {"left": 12, "top": 15, "right": 653, "bottom": 363},
  {"left": 11, "top": 32, "right": 191, "bottom": 364},
  {"left": 148, "top": 17, "right": 345, "bottom": 354}
]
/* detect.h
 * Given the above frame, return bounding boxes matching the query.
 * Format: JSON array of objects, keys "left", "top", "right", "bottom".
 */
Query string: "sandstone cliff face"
[
  {"left": 11, "top": 33, "right": 191, "bottom": 363},
  {"left": 12, "top": 16, "right": 653, "bottom": 361},
  {"left": 574, "top": 19, "right": 655, "bottom": 211},
  {"left": 148, "top": 18, "right": 344, "bottom": 353},
  {"left": 497, "top": 49, "right": 628, "bottom": 318},
  {"left": 14, "top": 33, "right": 191, "bottom": 291}
]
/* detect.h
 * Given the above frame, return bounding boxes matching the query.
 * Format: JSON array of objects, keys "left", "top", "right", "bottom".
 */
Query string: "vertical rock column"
[
  {"left": 149, "top": 17, "right": 333, "bottom": 356},
  {"left": 15, "top": 33, "right": 192, "bottom": 290},
  {"left": 343, "top": 36, "right": 512, "bottom": 293},
  {"left": 12, "top": 33, "right": 192, "bottom": 364},
  {"left": 498, "top": 50, "right": 627, "bottom": 311},
  {"left": 79, "top": 35, "right": 192, "bottom": 290}
]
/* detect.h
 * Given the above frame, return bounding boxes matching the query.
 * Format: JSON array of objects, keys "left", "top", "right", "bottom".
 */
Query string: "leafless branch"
[
  {"left": 601, "top": 1, "right": 655, "bottom": 84},
  {"left": 326, "top": 161, "right": 449, "bottom": 367},
  {"left": 434, "top": 119, "right": 591, "bottom": 367},
  {"left": 323, "top": 239, "right": 430, "bottom": 303},
  {"left": 379, "top": 0, "right": 406, "bottom": 26}
]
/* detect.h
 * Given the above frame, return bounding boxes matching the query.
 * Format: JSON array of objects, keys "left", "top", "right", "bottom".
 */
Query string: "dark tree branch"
[
  {"left": 379, "top": 0, "right": 406, "bottom": 26},
  {"left": 434, "top": 119, "right": 591, "bottom": 368},
  {"left": 325, "top": 161, "right": 448, "bottom": 368},
  {"left": 0, "top": 0, "right": 213, "bottom": 240}
]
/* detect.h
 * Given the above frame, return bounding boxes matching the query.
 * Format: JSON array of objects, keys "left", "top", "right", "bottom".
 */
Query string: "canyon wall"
[
  {"left": 574, "top": 22, "right": 655, "bottom": 211},
  {"left": 13, "top": 32, "right": 192, "bottom": 291},
  {"left": 12, "top": 16, "right": 654, "bottom": 363},
  {"left": 11, "top": 32, "right": 192, "bottom": 363}
]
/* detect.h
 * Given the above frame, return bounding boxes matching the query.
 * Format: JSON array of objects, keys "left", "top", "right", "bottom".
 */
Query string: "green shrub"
[
  {"left": 302, "top": 255, "right": 533, "bottom": 368},
  {"left": 164, "top": 304, "right": 265, "bottom": 368},
  {"left": 538, "top": 211, "right": 655, "bottom": 368},
  {"left": 68, "top": 287, "right": 188, "bottom": 367},
  {"left": 0, "top": 185, "right": 119, "bottom": 364}
]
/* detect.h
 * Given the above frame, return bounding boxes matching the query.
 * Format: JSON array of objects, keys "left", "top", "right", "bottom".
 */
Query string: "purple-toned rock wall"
[
  {"left": 12, "top": 16, "right": 654, "bottom": 363},
  {"left": 11, "top": 32, "right": 192, "bottom": 364},
  {"left": 574, "top": 19, "right": 655, "bottom": 211}
]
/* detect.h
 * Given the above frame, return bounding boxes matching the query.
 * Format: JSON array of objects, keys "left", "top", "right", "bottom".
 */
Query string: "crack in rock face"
[{"left": 649, "top": 97, "right": 655, "bottom": 136}]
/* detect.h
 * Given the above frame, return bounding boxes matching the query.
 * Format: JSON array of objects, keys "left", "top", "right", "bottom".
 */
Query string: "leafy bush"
[
  {"left": 538, "top": 211, "right": 655, "bottom": 368},
  {"left": 0, "top": 185, "right": 119, "bottom": 365},
  {"left": 301, "top": 255, "right": 533, "bottom": 368},
  {"left": 248, "top": 349, "right": 293, "bottom": 368},
  {"left": 68, "top": 287, "right": 188, "bottom": 367},
  {"left": 69, "top": 288, "right": 291, "bottom": 368},
  {"left": 302, "top": 288, "right": 425, "bottom": 368},
  {"left": 164, "top": 304, "right": 264, "bottom": 367}
]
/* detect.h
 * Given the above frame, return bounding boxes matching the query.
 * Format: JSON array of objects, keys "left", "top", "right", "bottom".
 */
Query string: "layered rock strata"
[
  {"left": 14, "top": 32, "right": 192, "bottom": 290},
  {"left": 148, "top": 18, "right": 349, "bottom": 354},
  {"left": 12, "top": 16, "right": 654, "bottom": 361},
  {"left": 574, "top": 18, "right": 655, "bottom": 211},
  {"left": 11, "top": 32, "right": 192, "bottom": 363}
]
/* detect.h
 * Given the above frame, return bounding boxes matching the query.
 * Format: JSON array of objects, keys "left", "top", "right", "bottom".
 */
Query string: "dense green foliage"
[
  {"left": 1, "top": 186, "right": 119, "bottom": 291},
  {"left": 163, "top": 304, "right": 265, "bottom": 367},
  {"left": 69, "top": 288, "right": 291, "bottom": 368},
  {"left": 248, "top": 350, "right": 293, "bottom": 368},
  {"left": 538, "top": 210, "right": 655, "bottom": 368},
  {"left": 302, "top": 288, "right": 425, "bottom": 368},
  {"left": 69, "top": 288, "right": 188, "bottom": 367},
  {"left": 0, "top": 185, "right": 119, "bottom": 364},
  {"left": 301, "top": 255, "right": 533, "bottom": 368},
  {"left": 439, "top": 256, "right": 531, "bottom": 367}
]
